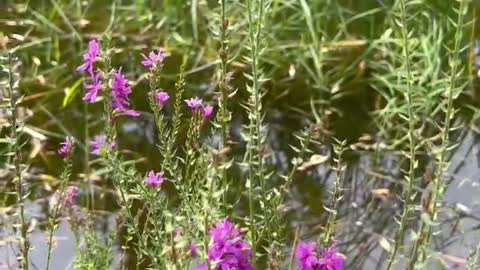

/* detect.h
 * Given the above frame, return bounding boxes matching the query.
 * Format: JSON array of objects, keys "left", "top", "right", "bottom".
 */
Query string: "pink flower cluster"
[
  {"left": 199, "top": 218, "right": 253, "bottom": 270},
  {"left": 185, "top": 97, "right": 214, "bottom": 120},
  {"left": 77, "top": 40, "right": 102, "bottom": 103},
  {"left": 77, "top": 39, "right": 140, "bottom": 116},
  {"left": 295, "top": 241, "right": 344, "bottom": 270},
  {"left": 89, "top": 134, "right": 116, "bottom": 156},
  {"left": 58, "top": 136, "right": 74, "bottom": 157},
  {"left": 111, "top": 68, "right": 140, "bottom": 116},
  {"left": 63, "top": 186, "right": 80, "bottom": 208},
  {"left": 141, "top": 48, "right": 166, "bottom": 68},
  {"left": 149, "top": 89, "right": 170, "bottom": 107},
  {"left": 144, "top": 170, "right": 165, "bottom": 187}
]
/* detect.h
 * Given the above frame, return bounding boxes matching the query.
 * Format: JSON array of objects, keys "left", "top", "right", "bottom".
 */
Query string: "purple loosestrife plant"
[
  {"left": 144, "top": 170, "right": 165, "bottom": 187},
  {"left": 58, "top": 136, "right": 74, "bottom": 158},
  {"left": 141, "top": 48, "right": 166, "bottom": 68},
  {"left": 90, "top": 134, "right": 116, "bottom": 156},
  {"left": 77, "top": 39, "right": 103, "bottom": 103},
  {"left": 77, "top": 39, "right": 100, "bottom": 75},
  {"left": 185, "top": 97, "right": 215, "bottom": 121},
  {"left": 83, "top": 71, "right": 103, "bottom": 103},
  {"left": 199, "top": 218, "right": 253, "bottom": 270},
  {"left": 111, "top": 68, "right": 140, "bottom": 116},
  {"left": 295, "top": 241, "right": 344, "bottom": 270},
  {"left": 185, "top": 97, "right": 204, "bottom": 112},
  {"left": 189, "top": 242, "right": 199, "bottom": 257},
  {"left": 153, "top": 91, "right": 170, "bottom": 106},
  {"left": 63, "top": 186, "right": 80, "bottom": 208},
  {"left": 203, "top": 105, "right": 214, "bottom": 120}
]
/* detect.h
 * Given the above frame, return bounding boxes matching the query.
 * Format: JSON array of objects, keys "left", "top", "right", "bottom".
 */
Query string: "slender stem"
[
  {"left": 408, "top": 0, "right": 467, "bottom": 267},
  {"left": 170, "top": 231, "right": 180, "bottom": 270},
  {"left": 288, "top": 226, "right": 301, "bottom": 270},
  {"left": 323, "top": 141, "right": 346, "bottom": 245},
  {"left": 246, "top": 0, "right": 266, "bottom": 259},
  {"left": 46, "top": 161, "right": 72, "bottom": 270},
  {"left": 7, "top": 54, "right": 29, "bottom": 270},
  {"left": 218, "top": 0, "right": 230, "bottom": 209},
  {"left": 204, "top": 176, "right": 215, "bottom": 270},
  {"left": 386, "top": 0, "right": 417, "bottom": 269}
]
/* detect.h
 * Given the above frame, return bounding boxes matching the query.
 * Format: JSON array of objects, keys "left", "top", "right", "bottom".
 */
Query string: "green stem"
[
  {"left": 323, "top": 140, "right": 346, "bottom": 245},
  {"left": 46, "top": 161, "right": 72, "bottom": 270},
  {"left": 386, "top": 0, "right": 417, "bottom": 269},
  {"left": 218, "top": 0, "right": 230, "bottom": 210},
  {"left": 409, "top": 0, "right": 467, "bottom": 267},
  {"left": 246, "top": 0, "right": 266, "bottom": 259},
  {"left": 7, "top": 53, "right": 29, "bottom": 270}
]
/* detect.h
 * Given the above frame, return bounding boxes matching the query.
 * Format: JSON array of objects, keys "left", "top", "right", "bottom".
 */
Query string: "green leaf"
[{"left": 62, "top": 79, "right": 82, "bottom": 108}]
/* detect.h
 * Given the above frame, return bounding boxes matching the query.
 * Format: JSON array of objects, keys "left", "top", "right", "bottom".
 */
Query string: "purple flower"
[
  {"left": 175, "top": 227, "right": 183, "bottom": 238},
  {"left": 111, "top": 68, "right": 140, "bottom": 116},
  {"left": 155, "top": 91, "right": 170, "bottom": 106},
  {"left": 144, "top": 170, "right": 164, "bottom": 187},
  {"left": 295, "top": 241, "right": 344, "bottom": 270},
  {"left": 317, "top": 245, "right": 344, "bottom": 270},
  {"left": 83, "top": 71, "right": 103, "bottom": 103},
  {"left": 203, "top": 105, "right": 214, "bottom": 120},
  {"left": 141, "top": 48, "right": 166, "bottom": 68},
  {"left": 185, "top": 97, "right": 204, "bottom": 112},
  {"left": 201, "top": 218, "right": 253, "bottom": 270},
  {"left": 58, "top": 136, "right": 74, "bottom": 157},
  {"left": 63, "top": 186, "right": 80, "bottom": 207},
  {"left": 77, "top": 39, "right": 100, "bottom": 74},
  {"left": 189, "top": 242, "right": 199, "bottom": 257},
  {"left": 89, "top": 134, "right": 116, "bottom": 156},
  {"left": 198, "top": 262, "right": 207, "bottom": 270}
]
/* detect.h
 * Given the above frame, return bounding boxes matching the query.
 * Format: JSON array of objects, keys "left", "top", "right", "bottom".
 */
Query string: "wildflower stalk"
[
  {"left": 245, "top": 0, "right": 267, "bottom": 260},
  {"left": 273, "top": 125, "right": 313, "bottom": 251},
  {"left": 6, "top": 53, "right": 29, "bottom": 270},
  {"left": 288, "top": 226, "right": 302, "bottom": 270},
  {"left": 385, "top": 0, "right": 417, "bottom": 269},
  {"left": 323, "top": 139, "right": 346, "bottom": 245},
  {"left": 45, "top": 158, "right": 73, "bottom": 270},
  {"left": 217, "top": 0, "right": 231, "bottom": 208},
  {"left": 97, "top": 34, "right": 152, "bottom": 267},
  {"left": 408, "top": 0, "right": 468, "bottom": 267},
  {"left": 203, "top": 176, "right": 216, "bottom": 270}
]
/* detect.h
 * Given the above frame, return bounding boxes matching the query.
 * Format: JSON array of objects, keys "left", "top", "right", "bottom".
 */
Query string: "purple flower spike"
[
  {"left": 203, "top": 105, "right": 214, "bottom": 120},
  {"left": 201, "top": 217, "right": 253, "bottom": 270},
  {"left": 156, "top": 91, "right": 170, "bottom": 106},
  {"left": 58, "top": 136, "right": 74, "bottom": 157},
  {"left": 185, "top": 97, "right": 203, "bottom": 112},
  {"left": 318, "top": 245, "right": 344, "bottom": 270},
  {"left": 144, "top": 170, "right": 164, "bottom": 187},
  {"left": 141, "top": 48, "right": 166, "bottom": 68},
  {"left": 295, "top": 241, "right": 344, "bottom": 270},
  {"left": 89, "top": 134, "right": 116, "bottom": 156},
  {"left": 77, "top": 39, "right": 100, "bottom": 74},
  {"left": 189, "top": 243, "right": 199, "bottom": 257},
  {"left": 63, "top": 186, "right": 80, "bottom": 207},
  {"left": 198, "top": 262, "right": 207, "bottom": 270},
  {"left": 111, "top": 68, "right": 139, "bottom": 116},
  {"left": 83, "top": 72, "right": 103, "bottom": 103}
]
